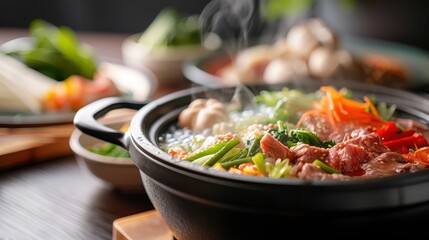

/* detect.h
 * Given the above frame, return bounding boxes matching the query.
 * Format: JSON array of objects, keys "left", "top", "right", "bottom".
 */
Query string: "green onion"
[
  {"left": 185, "top": 140, "right": 229, "bottom": 161},
  {"left": 202, "top": 138, "right": 241, "bottom": 167},
  {"left": 220, "top": 157, "right": 253, "bottom": 169},
  {"left": 252, "top": 152, "right": 267, "bottom": 175},
  {"left": 313, "top": 160, "right": 338, "bottom": 174},
  {"left": 246, "top": 135, "right": 263, "bottom": 157},
  {"left": 235, "top": 148, "right": 249, "bottom": 160},
  {"left": 192, "top": 154, "right": 214, "bottom": 166},
  {"left": 217, "top": 148, "right": 243, "bottom": 163},
  {"left": 268, "top": 159, "right": 291, "bottom": 178}
]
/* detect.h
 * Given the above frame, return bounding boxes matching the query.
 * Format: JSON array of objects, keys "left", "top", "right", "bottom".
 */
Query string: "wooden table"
[{"left": 0, "top": 28, "right": 189, "bottom": 239}]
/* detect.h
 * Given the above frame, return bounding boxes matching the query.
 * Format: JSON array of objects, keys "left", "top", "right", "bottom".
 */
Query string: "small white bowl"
[
  {"left": 122, "top": 33, "right": 210, "bottom": 86},
  {"left": 69, "top": 117, "right": 144, "bottom": 193}
]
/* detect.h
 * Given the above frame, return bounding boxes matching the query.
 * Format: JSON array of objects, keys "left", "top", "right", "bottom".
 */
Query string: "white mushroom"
[
  {"left": 219, "top": 45, "right": 275, "bottom": 84},
  {"left": 218, "top": 65, "right": 257, "bottom": 84},
  {"left": 178, "top": 98, "right": 228, "bottom": 132},
  {"left": 308, "top": 47, "right": 340, "bottom": 78},
  {"left": 283, "top": 18, "right": 338, "bottom": 60},
  {"left": 263, "top": 57, "right": 308, "bottom": 83},
  {"left": 306, "top": 18, "right": 338, "bottom": 48},
  {"left": 234, "top": 45, "right": 274, "bottom": 71},
  {"left": 308, "top": 46, "right": 363, "bottom": 80}
]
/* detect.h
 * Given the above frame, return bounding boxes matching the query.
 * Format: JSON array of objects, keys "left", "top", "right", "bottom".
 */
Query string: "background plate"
[
  {"left": 0, "top": 59, "right": 156, "bottom": 127},
  {"left": 184, "top": 36, "right": 429, "bottom": 90}
]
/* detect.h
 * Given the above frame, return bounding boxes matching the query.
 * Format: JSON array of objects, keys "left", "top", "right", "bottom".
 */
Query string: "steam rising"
[
  {"left": 199, "top": 0, "right": 258, "bottom": 49},
  {"left": 195, "top": 1, "right": 269, "bottom": 111}
]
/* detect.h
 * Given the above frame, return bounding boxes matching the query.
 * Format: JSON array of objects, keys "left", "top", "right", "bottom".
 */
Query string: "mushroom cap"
[
  {"left": 284, "top": 18, "right": 339, "bottom": 60},
  {"left": 263, "top": 57, "right": 308, "bottom": 83}
]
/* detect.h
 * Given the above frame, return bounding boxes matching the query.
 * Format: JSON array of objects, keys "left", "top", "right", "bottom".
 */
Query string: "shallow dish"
[
  {"left": 0, "top": 37, "right": 157, "bottom": 127},
  {"left": 183, "top": 36, "right": 429, "bottom": 89},
  {"left": 74, "top": 80, "right": 429, "bottom": 238},
  {"left": 69, "top": 117, "right": 144, "bottom": 193}
]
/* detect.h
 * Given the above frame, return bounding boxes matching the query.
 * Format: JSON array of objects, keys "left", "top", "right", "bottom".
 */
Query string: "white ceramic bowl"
[
  {"left": 122, "top": 33, "right": 210, "bottom": 86},
  {"left": 69, "top": 116, "right": 144, "bottom": 192}
]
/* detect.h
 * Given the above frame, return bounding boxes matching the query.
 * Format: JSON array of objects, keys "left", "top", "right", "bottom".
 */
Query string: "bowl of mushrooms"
[{"left": 183, "top": 18, "right": 412, "bottom": 89}]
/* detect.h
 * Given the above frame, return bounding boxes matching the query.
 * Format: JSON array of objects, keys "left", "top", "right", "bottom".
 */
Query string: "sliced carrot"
[{"left": 296, "top": 86, "right": 385, "bottom": 128}]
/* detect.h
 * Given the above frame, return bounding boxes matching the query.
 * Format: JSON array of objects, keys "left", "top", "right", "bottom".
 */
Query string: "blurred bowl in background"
[
  {"left": 0, "top": 36, "right": 157, "bottom": 126},
  {"left": 183, "top": 35, "right": 429, "bottom": 90},
  {"left": 69, "top": 115, "right": 144, "bottom": 193},
  {"left": 122, "top": 33, "right": 210, "bottom": 86}
]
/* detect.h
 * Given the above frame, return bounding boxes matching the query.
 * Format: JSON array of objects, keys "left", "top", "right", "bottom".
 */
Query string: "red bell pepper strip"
[
  {"left": 395, "top": 129, "right": 415, "bottom": 139},
  {"left": 383, "top": 133, "right": 428, "bottom": 152},
  {"left": 375, "top": 121, "right": 400, "bottom": 141}
]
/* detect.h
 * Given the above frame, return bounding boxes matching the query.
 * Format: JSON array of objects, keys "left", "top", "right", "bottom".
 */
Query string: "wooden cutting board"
[
  {"left": 0, "top": 124, "right": 75, "bottom": 169},
  {"left": 113, "top": 210, "right": 173, "bottom": 240}
]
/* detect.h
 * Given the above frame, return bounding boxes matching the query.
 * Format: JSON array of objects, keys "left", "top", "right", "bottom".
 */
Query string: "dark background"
[
  {"left": 1, "top": 0, "right": 429, "bottom": 52},
  {"left": 0, "top": 0, "right": 211, "bottom": 33}
]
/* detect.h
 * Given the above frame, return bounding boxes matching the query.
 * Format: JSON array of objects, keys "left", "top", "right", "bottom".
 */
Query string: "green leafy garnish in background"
[
  {"left": 5, "top": 19, "right": 97, "bottom": 81},
  {"left": 260, "top": 0, "right": 358, "bottom": 22},
  {"left": 87, "top": 143, "right": 131, "bottom": 158},
  {"left": 138, "top": 8, "right": 202, "bottom": 48},
  {"left": 260, "top": 0, "right": 314, "bottom": 22}
]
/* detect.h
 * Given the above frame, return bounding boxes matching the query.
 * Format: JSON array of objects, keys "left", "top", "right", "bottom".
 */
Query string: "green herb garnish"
[{"left": 87, "top": 143, "right": 130, "bottom": 158}]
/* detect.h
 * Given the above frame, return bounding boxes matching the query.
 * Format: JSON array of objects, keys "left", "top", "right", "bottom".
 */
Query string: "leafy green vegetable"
[
  {"left": 268, "top": 121, "right": 336, "bottom": 148},
  {"left": 268, "top": 121, "right": 289, "bottom": 145},
  {"left": 138, "top": 8, "right": 201, "bottom": 48},
  {"left": 377, "top": 102, "right": 397, "bottom": 121},
  {"left": 5, "top": 19, "right": 97, "bottom": 81},
  {"left": 288, "top": 129, "right": 336, "bottom": 148},
  {"left": 87, "top": 143, "right": 130, "bottom": 158},
  {"left": 254, "top": 87, "right": 318, "bottom": 123}
]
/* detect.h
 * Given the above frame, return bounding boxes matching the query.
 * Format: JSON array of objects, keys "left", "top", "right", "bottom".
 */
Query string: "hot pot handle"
[{"left": 73, "top": 97, "right": 149, "bottom": 148}]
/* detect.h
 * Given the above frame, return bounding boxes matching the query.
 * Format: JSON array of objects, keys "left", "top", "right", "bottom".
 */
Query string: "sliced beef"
[
  {"left": 342, "top": 127, "right": 374, "bottom": 141},
  {"left": 299, "top": 114, "right": 333, "bottom": 141},
  {"left": 291, "top": 144, "right": 329, "bottom": 164},
  {"left": 260, "top": 133, "right": 296, "bottom": 161},
  {"left": 289, "top": 161, "right": 304, "bottom": 178},
  {"left": 328, "top": 144, "right": 366, "bottom": 173},
  {"left": 300, "top": 114, "right": 376, "bottom": 143},
  {"left": 327, "top": 133, "right": 389, "bottom": 173},
  {"left": 298, "top": 163, "right": 350, "bottom": 180},
  {"left": 361, "top": 152, "right": 426, "bottom": 178}
]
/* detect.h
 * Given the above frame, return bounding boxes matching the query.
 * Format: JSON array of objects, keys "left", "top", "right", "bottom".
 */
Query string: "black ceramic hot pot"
[{"left": 74, "top": 81, "right": 429, "bottom": 239}]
